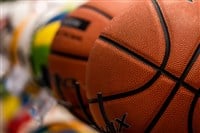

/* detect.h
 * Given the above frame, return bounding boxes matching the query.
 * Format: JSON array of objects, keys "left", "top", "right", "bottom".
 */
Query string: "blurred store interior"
[{"left": 0, "top": 0, "right": 99, "bottom": 133}]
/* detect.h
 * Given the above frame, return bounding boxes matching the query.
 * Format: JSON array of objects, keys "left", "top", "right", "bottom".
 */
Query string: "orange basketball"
[
  {"left": 48, "top": 0, "right": 131, "bottom": 125},
  {"left": 86, "top": 0, "right": 200, "bottom": 132}
]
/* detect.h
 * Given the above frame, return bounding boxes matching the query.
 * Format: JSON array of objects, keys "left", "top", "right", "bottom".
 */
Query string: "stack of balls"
[
  {"left": 48, "top": 0, "right": 200, "bottom": 133},
  {"left": 48, "top": 0, "right": 131, "bottom": 127},
  {"left": 5, "top": 0, "right": 196, "bottom": 132},
  {"left": 3, "top": 0, "right": 200, "bottom": 132}
]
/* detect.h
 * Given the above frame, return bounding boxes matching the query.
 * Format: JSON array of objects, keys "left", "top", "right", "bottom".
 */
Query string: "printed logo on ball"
[{"left": 62, "top": 16, "right": 90, "bottom": 31}]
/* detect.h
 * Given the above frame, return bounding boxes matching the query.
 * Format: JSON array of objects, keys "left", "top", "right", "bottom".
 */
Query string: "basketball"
[
  {"left": 86, "top": 0, "right": 200, "bottom": 132},
  {"left": 48, "top": 0, "right": 131, "bottom": 124}
]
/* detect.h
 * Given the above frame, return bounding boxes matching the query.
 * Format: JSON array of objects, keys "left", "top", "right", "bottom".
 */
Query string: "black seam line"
[
  {"left": 74, "top": 81, "right": 100, "bottom": 129},
  {"left": 146, "top": 43, "right": 200, "bottom": 132},
  {"left": 54, "top": 74, "right": 67, "bottom": 103},
  {"left": 88, "top": 36, "right": 198, "bottom": 104},
  {"left": 51, "top": 50, "right": 88, "bottom": 61},
  {"left": 188, "top": 89, "right": 200, "bottom": 133},
  {"left": 80, "top": 5, "right": 113, "bottom": 20},
  {"left": 90, "top": 0, "right": 172, "bottom": 105},
  {"left": 146, "top": 0, "right": 199, "bottom": 130},
  {"left": 152, "top": 0, "right": 170, "bottom": 69}
]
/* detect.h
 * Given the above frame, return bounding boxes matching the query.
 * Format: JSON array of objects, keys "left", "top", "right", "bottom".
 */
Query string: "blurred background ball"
[
  {"left": 30, "top": 10, "right": 67, "bottom": 88},
  {"left": 48, "top": 0, "right": 131, "bottom": 126}
]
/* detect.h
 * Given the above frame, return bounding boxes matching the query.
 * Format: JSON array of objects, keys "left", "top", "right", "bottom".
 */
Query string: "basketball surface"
[
  {"left": 48, "top": 0, "right": 131, "bottom": 124},
  {"left": 86, "top": 0, "right": 200, "bottom": 132}
]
